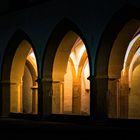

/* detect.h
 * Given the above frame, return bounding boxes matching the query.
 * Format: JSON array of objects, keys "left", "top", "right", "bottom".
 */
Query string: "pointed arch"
[
  {"left": 42, "top": 18, "right": 91, "bottom": 117},
  {"left": 1, "top": 29, "right": 38, "bottom": 82},
  {"left": 94, "top": 5, "right": 140, "bottom": 120},
  {"left": 95, "top": 5, "right": 140, "bottom": 78},
  {"left": 0, "top": 29, "right": 39, "bottom": 116},
  {"left": 42, "top": 18, "right": 91, "bottom": 80}
]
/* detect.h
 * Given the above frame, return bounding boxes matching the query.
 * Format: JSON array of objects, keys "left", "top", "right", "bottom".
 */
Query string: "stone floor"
[{"left": 0, "top": 117, "right": 140, "bottom": 139}]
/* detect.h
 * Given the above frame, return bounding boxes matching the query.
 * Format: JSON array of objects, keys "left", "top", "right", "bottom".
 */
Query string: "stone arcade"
[{"left": 0, "top": 0, "right": 140, "bottom": 132}]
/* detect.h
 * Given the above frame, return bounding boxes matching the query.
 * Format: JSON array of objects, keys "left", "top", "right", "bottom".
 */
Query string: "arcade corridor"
[{"left": 0, "top": 0, "right": 140, "bottom": 136}]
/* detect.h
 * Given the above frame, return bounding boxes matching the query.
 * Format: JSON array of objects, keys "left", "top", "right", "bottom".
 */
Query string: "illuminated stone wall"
[
  {"left": 81, "top": 61, "right": 90, "bottom": 114},
  {"left": 108, "top": 23, "right": 140, "bottom": 119},
  {"left": 129, "top": 65, "right": 140, "bottom": 118},
  {"left": 22, "top": 65, "right": 33, "bottom": 114},
  {"left": 52, "top": 37, "right": 90, "bottom": 115},
  {"left": 9, "top": 41, "right": 38, "bottom": 114},
  {"left": 64, "top": 62, "right": 73, "bottom": 113}
]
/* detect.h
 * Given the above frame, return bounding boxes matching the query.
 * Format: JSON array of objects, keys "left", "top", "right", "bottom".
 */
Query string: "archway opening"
[
  {"left": 52, "top": 31, "right": 90, "bottom": 115},
  {"left": 108, "top": 19, "right": 140, "bottom": 119},
  {"left": 10, "top": 40, "right": 38, "bottom": 114}
]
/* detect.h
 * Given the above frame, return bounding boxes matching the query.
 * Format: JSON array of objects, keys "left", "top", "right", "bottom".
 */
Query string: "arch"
[
  {"left": 42, "top": 18, "right": 91, "bottom": 80},
  {"left": 23, "top": 60, "right": 38, "bottom": 114},
  {"left": 95, "top": 5, "right": 140, "bottom": 78},
  {"left": 1, "top": 29, "right": 38, "bottom": 116},
  {"left": 52, "top": 31, "right": 78, "bottom": 82},
  {"left": 42, "top": 18, "right": 91, "bottom": 116},
  {"left": 108, "top": 21, "right": 140, "bottom": 118},
  {"left": 132, "top": 56, "right": 140, "bottom": 74},
  {"left": 1, "top": 29, "right": 38, "bottom": 82},
  {"left": 108, "top": 19, "right": 140, "bottom": 79},
  {"left": 124, "top": 35, "right": 140, "bottom": 68},
  {"left": 95, "top": 5, "right": 140, "bottom": 120},
  {"left": 26, "top": 60, "right": 38, "bottom": 84}
]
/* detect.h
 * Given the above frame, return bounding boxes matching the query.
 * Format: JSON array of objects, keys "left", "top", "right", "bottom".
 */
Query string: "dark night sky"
[{"left": 0, "top": 0, "right": 58, "bottom": 14}]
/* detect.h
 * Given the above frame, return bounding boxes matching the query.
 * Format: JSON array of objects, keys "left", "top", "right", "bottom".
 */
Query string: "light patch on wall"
[
  {"left": 83, "top": 60, "right": 90, "bottom": 90},
  {"left": 29, "top": 51, "right": 36, "bottom": 60},
  {"left": 70, "top": 43, "right": 86, "bottom": 75},
  {"left": 27, "top": 49, "right": 37, "bottom": 69},
  {"left": 124, "top": 34, "right": 140, "bottom": 68},
  {"left": 129, "top": 48, "right": 140, "bottom": 87}
]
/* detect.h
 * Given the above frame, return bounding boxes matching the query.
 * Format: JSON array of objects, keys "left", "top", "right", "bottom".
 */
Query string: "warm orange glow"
[
  {"left": 52, "top": 33, "right": 90, "bottom": 115},
  {"left": 10, "top": 41, "right": 38, "bottom": 114},
  {"left": 124, "top": 34, "right": 140, "bottom": 67},
  {"left": 81, "top": 59, "right": 90, "bottom": 114},
  {"left": 70, "top": 42, "right": 86, "bottom": 76},
  {"left": 123, "top": 34, "right": 140, "bottom": 87},
  {"left": 129, "top": 48, "right": 140, "bottom": 87},
  {"left": 64, "top": 61, "right": 73, "bottom": 113},
  {"left": 83, "top": 60, "right": 90, "bottom": 90}
]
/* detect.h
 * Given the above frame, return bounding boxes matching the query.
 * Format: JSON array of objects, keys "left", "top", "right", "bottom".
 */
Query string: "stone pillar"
[
  {"left": 108, "top": 78, "right": 120, "bottom": 118},
  {"left": 88, "top": 75, "right": 94, "bottom": 120},
  {"left": 31, "top": 85, "right": 38, "bottom": 114},
  {"left": 52, "top": 81, "right": 60, "bottom": 113},
  {"left": 93, "top": 76, "right": 108, "bottom": 122},
  {"left": 119, "top": 68, "right": 129, "bottom": 118},
  {"left": 20, "top": 79, "right": 23, "bottom": 113},
  {"left": 119, "top": 81, "right": 129, "bottom": 118},
  {"left": 119, "top": 88, "right": 128, "bottom": 118},
  {"left": 0, "top": 79, "right": 24, "bottom": 116},
  {"left": 10, "top": 80, "right": 22, "bottom": 113},
  {"left": 72, "top": 78, "right": 81, "bottom": 114},
  {"left": 41, "top": 78, "right": 52, "bottom": 117},
  {"left": 59, "top": 82, "right": 64, "bottom": 113},
  {"left": 0, "top": 80, "right": 10, "bottom": 117},
  {"left": 37, "top": 78, "right": 43, "bottom": 116}
]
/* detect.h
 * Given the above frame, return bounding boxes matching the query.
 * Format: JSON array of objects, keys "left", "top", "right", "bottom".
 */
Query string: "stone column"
[
  {"left": 108, "top": 78, "right": 120, "bottom": 118},
  {"left": 37, "top": 78, "right": 43, "bottom": 116},
  {"left": 87, "top": 75, "right": 94, "bottom": 120},
  {"left": 72, "top": 78, "right": 81, "bottom": 114},
  {"left": 119, "top": 68, "right": 129, "bottom": 118},
  {"left": 93, "top": 75, "right": 108, "bottom": 122},
  {"left": 19, "top": 79, "right": 23, "bottom": 113},
  {"left": 0, "top": 80, "right": 10, "bottom": 117},
  {"left": 119, "top": 88, "right": 128, "bottom": 118},
  {"left": 10, "top": 81, "right": 22, "bottom": 113},
  {"left": 59, "top": 82, "right": 64, "bottom": 113},
  {"left": 41, "top": 78, "right": 53, "bottom": 117},
  {"left": 31, "top": 85, "right": 38, "bottom": 114}
]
